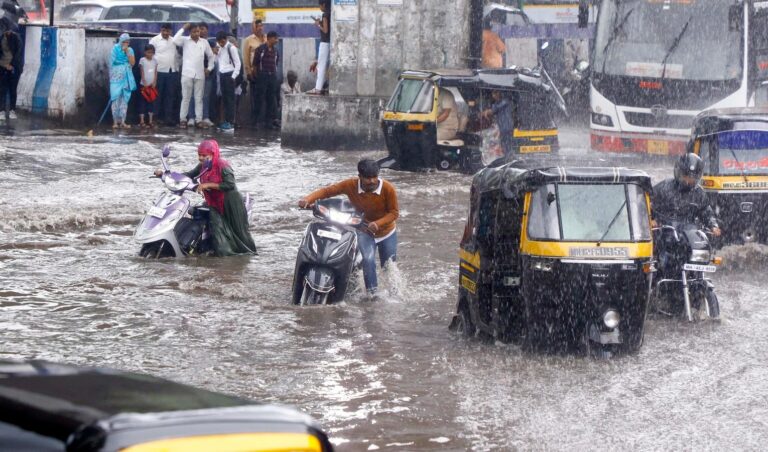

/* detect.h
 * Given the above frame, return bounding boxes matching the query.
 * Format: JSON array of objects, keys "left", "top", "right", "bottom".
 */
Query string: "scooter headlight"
[
  {"left": 165, "top": 177, "right": 190, "bottom": 192},
  {"left": 690, "top": 249, "right": 711, "bottom": 263}
]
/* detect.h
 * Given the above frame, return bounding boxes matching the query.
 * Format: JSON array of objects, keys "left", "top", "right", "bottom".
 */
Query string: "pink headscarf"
[{"left": 198, "top": 139, "right": 230, "bottom": 214}]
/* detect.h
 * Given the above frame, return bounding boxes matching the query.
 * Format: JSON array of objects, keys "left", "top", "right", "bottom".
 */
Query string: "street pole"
[
  {"left": 468, "top": 0, "right": 483, "bottom": 69},
  {"left": 49, "top": 0, "right": 55, "bottom": 26},
  {"left": 230, "top": 0, "right": 238, "bottom": 37}
]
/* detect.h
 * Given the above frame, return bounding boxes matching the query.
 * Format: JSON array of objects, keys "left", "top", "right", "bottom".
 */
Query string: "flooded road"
[{"left": 1, "top": 126, "right": 767, "bottom": 450}]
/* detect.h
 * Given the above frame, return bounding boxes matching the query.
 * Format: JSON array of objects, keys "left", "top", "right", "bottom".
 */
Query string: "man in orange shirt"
[
  {"left": 482, "top": 18, "right": 506, "bottom": 69},
  {"left": 298, "top": 159, "right": 399, "bottom": 295}
]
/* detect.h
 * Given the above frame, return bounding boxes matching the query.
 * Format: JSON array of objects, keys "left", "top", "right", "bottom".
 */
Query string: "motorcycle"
[
  {"left": 652, "top": 221, "right": 722, "bottom": 321},
  {"left": 291, "top": 198, "right": 365, "bottom": 305},
  {"left": 134, "top": 145, "right": 252, "bottom": 258}
]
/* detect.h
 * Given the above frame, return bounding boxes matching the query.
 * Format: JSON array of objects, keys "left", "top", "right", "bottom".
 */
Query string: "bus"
[
  {"left": 588, "top": 0, "right": 760, "bottom": 155},
  {"left": 183, "top": 0, "right": 319, "bottom": 37}
]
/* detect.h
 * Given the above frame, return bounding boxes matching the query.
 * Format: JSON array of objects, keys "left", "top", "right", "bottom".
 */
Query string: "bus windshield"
[
  {"left": 593, "top": 0, "right": 742, "bottom": 81},
  {"left": 527, "top": 183, "right": 651, "bottom": 242},
  {"left": 712, "top": 130, "right": 768, "bottom": 175}
]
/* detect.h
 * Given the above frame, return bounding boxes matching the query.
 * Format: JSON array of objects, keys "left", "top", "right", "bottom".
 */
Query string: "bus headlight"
[{"left": 591, "top": 112, "right": 614, "bottom": 127}]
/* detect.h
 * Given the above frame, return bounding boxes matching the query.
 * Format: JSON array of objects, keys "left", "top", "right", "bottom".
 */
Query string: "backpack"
[{"left": 227, "top": 44, "right": 245, "bottom": 88}]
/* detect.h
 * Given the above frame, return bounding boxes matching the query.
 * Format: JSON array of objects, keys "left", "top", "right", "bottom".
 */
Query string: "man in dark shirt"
[
  {"left": 252, "top": 31, "right": 280, "bottom": 130},
  {"left": 482, "top": 90, "right": 515, "bottom": 156}
]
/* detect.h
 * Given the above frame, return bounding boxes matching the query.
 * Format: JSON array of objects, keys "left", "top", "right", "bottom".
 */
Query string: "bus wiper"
[
  {"left": 600, "top": 7, "right": 635, "bottom": 73},
  {"left": 597, "top": 199, "right": 627, "bottom": 246},
  {"left": 727, "top": 147, "right": 750, "bottom": 183},
  {"left": 659, "top": 16, "right": 692, "bottom": 81}
]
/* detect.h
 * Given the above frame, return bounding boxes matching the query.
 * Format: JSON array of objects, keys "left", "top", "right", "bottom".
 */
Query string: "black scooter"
[
  {"left": 292, "top": 198, "right": 365, "bottom": 305},
  {"left": 653, "top": 221, "right": 722, "bottom": 321}
]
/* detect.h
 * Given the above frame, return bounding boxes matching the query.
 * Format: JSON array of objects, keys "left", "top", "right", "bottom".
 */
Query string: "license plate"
[
  {"left": 683, "top": 263, "right": 717, "bottom": 273},
  {"left": 520, "top": 145, "right": 551, "bottom": 153},
  {"left": 148, "top": 206, "right": 166, "bottom": 218},
  {"left": 317, "top": 229, "right": 342, "bottom": 241},
  {"left": 647, "top": 140, "right": 669, "bottom": 155}
]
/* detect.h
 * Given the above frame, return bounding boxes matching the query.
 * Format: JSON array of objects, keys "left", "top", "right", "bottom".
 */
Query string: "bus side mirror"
[
  {"left": 578, "top": 0, "right": 589, "bottom": 29},
  {"left": 729, "top": 3, "right": 743, "bottom": 31}
]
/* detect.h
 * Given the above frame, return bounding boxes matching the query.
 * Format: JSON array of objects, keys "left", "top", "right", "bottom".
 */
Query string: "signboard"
[{"left": 334, "top": 0, "right": 358, "bottom": 22}]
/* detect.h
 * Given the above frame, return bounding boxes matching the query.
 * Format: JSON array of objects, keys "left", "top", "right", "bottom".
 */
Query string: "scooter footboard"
[{"left": 305, "top": 267, "right": 336, "bottom": 293}]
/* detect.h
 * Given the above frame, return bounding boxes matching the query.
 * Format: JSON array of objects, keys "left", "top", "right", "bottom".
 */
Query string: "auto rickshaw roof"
[
  {"left": 692, "top": 107, "right": 768, "bottom": 137},
  {"left": 399, "top": 67, "right": 551, "bottom": 92},
  {"left": 0, "top": 361, "right": 328, "bottom": 448},
  {"left": 472, "top": 162, "right": 653, "bottom": 196}
]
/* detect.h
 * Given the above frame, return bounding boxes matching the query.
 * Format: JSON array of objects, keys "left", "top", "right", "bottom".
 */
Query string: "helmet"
[{"left": 674, "top": 153, "right": 704, "bottom": 187}]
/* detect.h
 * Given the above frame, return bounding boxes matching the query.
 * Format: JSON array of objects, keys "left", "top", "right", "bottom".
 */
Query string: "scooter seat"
[{"left": 438, "top": 139, "right": 465, "bottom": 147}]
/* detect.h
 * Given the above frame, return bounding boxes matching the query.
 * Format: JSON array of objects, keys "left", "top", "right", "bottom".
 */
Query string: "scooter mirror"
[{"left": 162, "top": 145, "right": 171, "bottom": 158}]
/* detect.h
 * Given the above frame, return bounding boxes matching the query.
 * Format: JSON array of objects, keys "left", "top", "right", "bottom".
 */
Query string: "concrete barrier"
[
  {"left": 18, "top": 27, "right": 86, "bottom": 121},
  {"left": 281, "top": 94, "right": 385, "bottom": 150}
]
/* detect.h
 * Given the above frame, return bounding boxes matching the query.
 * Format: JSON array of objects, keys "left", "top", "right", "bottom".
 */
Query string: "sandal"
[
  {"left": 139, "top": 122, "right": 147, "bottom": 129},
  {"left": 112, "top": 124, "right": 119, "bottom": 130},
  {"left": 305, "top": 88, "right": 322, "bottom": 95},
  {"left": 121, "top": 123, "right": 131, "bottom": 129},
  {"left": 179, "top": 122, "right": 187, "bottom": 129}
]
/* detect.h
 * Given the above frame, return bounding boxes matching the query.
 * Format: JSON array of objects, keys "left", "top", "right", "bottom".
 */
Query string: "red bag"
[{"left": 141, "top": 86, "right": 158, "bottom": 103}]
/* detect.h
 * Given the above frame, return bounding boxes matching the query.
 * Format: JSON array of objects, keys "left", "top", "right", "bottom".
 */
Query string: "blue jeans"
[{"left": 357, "top": 230, "right": 397, "bottom": 292}]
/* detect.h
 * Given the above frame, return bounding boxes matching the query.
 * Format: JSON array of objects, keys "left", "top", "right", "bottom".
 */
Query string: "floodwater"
[{"left": 1, "top": 125, "right": 767, "bottom": 450}]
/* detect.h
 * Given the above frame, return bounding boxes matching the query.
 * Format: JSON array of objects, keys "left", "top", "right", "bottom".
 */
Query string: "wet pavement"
[{"left": 1, "top": 122, "right": 767, "bottom": 450}]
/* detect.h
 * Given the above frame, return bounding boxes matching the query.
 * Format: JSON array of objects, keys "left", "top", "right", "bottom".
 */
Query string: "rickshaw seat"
[{"left": 439, "top": 139, "right": 465, "bottom": 147}]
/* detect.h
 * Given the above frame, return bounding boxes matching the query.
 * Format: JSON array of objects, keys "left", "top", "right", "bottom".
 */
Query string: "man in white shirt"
[
  {"left": 215, "top": 31, "right": 241, "bottom": 131},
  {"left": 173, "top": 23, "right": 214, "bottom": 128},
  {"left": 149, "top": 23, "right": 180, "bottom": 126}
]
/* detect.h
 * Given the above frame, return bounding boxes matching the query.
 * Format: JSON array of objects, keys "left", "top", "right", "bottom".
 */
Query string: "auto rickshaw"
[
  {"left": 380, "top": 67, "right": 564, "bottom": 173},
  {"left": 0, "top": 361, "right": 333, "bottom": 452},
  {"left": 449, "top": 163, "right": 655, "bottom": 356},
  {"left": 689, "top": 108, "right": 768, "bottom": 244}
]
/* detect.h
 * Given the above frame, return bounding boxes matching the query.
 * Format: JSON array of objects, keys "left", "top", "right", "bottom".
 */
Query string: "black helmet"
[{"left": 674, "top": 153, "right": 704, "bottom": 186}]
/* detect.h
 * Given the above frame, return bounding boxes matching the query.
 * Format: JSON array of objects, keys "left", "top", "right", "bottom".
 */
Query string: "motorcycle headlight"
[
  {"left": 690, "top": 249, "right": 711, "bottom": 263},
  {"left": 165, "top": 177, "right": 190, "bottom": 192}
]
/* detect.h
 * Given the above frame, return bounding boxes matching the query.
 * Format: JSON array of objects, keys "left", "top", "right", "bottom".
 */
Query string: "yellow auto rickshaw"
[
  {"left": 0, "top": 360, "right": 333, "bottom": 452},
  {"left": 449, "top": 163, "right": 655, "bottom": 356},
  {"left": 380, "top": 68, "right": 565, "bottom": 173},
  {"left": 690, "top": 108, "right": 768, "bottom": 244}
]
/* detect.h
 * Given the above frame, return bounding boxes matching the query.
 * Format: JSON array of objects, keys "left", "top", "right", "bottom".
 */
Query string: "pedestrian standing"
[
  {"left": 149, "top": 23, "right": 180, "bottom": 126},
  {"left": 252, "top": 31, "right": 280, "bottom": 130},
  {"left": 307, "top": 0, "right": 330, "bottom": 95},
  {"left": 109, "top": 33, "right": 136, "bottom": 129},
  {"left": 0, "top": 29, "right": 23, "bottom": 120},
  {"left": 174, "top": 23, "right": 214, "bottom": 129},
  {"left": 192, "top": 22, "right": 215, "bottom": 127},
  {"left": 242, "top": 20, "right": 266, "bottom": 126},
  {"left": 138, "top": 44, "right": 158, "bottom": 128},
  {"left": 215, "top": 31, "right": 240, "bottom": 131}
]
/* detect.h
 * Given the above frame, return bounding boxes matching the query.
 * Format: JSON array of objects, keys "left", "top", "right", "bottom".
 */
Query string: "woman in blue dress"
[{"left": 110, "top": 33, "right": 136, "bottom": 129}]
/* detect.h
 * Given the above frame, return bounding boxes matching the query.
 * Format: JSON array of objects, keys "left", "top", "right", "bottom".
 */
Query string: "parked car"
[{"left": 58, "top": 0, "right": 224, "bottom": 27}]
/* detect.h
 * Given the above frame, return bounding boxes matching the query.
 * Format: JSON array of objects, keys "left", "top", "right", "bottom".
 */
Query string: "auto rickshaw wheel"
[
  {"left": 581, "top": 322, "right": 616, "bottom": 359},
  {"left": 455, "top": 302, "right": 476, "bottom": 338},
  {"left": 437, "top": 159, "right": 452, "bottom": 171}
]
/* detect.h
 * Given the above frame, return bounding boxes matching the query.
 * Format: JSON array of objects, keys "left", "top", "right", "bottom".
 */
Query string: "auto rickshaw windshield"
[
  {"left": 527, "top": 183, "right": 651, "bottom": 242},
  {"left": 702, "top": 129, "right": 768, "bottom": 175},
  {"left": 386, "top": 79, "right": 434, "bottom": 113}
]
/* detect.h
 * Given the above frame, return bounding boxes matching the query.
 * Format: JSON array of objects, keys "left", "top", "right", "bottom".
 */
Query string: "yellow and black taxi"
[
  {"left": 0, "top": 360, "right": 333, "bottom": 452},
  {"left": 380, "top": 67, "right": 564, "bottom": 173},
  {"left": 449, "top": 163, "right": 655, "bottom": 357},
  {"left": 690, "top": 108, "right": 768, "bottom": 244}
]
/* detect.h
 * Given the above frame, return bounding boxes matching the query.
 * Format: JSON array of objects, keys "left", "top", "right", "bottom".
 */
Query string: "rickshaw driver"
[
  {"left": 651, "top": 153, "right": 722, "bottom": 237},
  {"left": 437, "top": 89, "right": 459, "bottom": 141},
  {"left": 482, "top": 90, "right": 515, "bottom": 156},
  {"left": 298, "top": 159, "right": 400, "bottom": 296}
]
